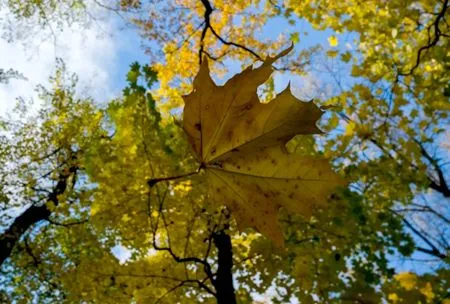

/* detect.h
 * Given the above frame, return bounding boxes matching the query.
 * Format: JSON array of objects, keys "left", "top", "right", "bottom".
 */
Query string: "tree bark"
[
  {"left": 212, "top": 230, "right": 236, "bottom": 304},
  {"left": 0, "top": 205, "right": 51, "bottom": 266},
  {"left": 0, "top": 167, "right": 75, "bottom": 266}
]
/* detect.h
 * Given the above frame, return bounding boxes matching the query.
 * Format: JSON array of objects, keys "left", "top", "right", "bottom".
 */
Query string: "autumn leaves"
[{"left": 179, "top": 45, "right": 346, "bottom": 246}]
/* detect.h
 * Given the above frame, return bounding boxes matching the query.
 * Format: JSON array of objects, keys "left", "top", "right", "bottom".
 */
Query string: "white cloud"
[
  {"left": 0, "top": 5, "right": 132, "bottom": 116},
  {"left": 111, "top": 244, "right": 132, "bottom": 264}
]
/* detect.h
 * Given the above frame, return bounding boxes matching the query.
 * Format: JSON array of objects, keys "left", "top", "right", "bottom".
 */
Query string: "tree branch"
[
  {"left": 147, "top": 169, "right": 200, "bottom": 187},
  {"left": 398, "top": 0, "right": 448, "bottom": 76},
  {"left": 198, "top": 0, "right": 263, "bottom": 64},
  {"left": 147, "top": 189, "right": 214, "bottom": 281},
  {"left": 45, "top": 218, "right": 88, "bottom": 227},
  {"left": 0, "top": 165, "right": 77, "bottom": 266},
  {"left": 398, "top": 212, "right": 447, "bottom": 260},
  {"left": 415, "top": 139, "right": 450, "bottom": 197}
]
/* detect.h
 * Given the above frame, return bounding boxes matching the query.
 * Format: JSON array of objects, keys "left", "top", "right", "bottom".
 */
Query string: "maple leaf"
[{"left": 183, "top": 45, "right": 346, "bottom": 246}]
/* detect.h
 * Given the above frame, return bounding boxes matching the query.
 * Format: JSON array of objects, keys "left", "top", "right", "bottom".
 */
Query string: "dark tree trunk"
[
  {"left": 0, "top": 167, "right": 75, "bottom": 266},
  {"left": 212, "top": 230, "right": 236, "bottom": 304},
  {"left": 0, "top": 204, "right": 51, "bottom": 265}
]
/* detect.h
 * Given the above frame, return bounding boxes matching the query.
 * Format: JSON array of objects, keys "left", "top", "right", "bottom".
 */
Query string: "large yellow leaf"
[{"left": 183, "top": 45, "right": 346, "bottom": 246}]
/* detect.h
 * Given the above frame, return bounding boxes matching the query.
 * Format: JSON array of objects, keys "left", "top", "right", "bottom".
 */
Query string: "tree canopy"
[{"left": 0, "top": 0, "right": 449, "bottom": 303}]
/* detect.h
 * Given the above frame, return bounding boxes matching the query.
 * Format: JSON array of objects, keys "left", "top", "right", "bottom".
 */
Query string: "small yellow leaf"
[
  {"left": 344, "top": 121, "right": 355, "bottom": 136},
  {"left": 290, "top": 32, "right": 300, "bottom": 44},
  {"left": 121, "top": 214, "right": 131, "bottom": 222},
  {"left": 395, "top": 272, "right": 417, "bottom": 291},
  {"left": 326, "top": 50, "right": 339, "bottom": 58},
  {"left": 392, "top": 29, "right": 398, "bottom": 38},
  {"left": 388, "top": 293, "right": 399, "bottom": 303},
  {"left": 90, "top": 203, "right": 101, "bottom": 216},
  {"left": 328, "top": 35, "right": 338, "bottom": 47},
  {"left": 419, "top": 282, "right": 434, "bottom": 301}
]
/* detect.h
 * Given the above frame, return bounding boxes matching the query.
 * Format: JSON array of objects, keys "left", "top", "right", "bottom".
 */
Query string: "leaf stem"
[{"left": 147, "top": 167, "right": 201, "bottom": 187}]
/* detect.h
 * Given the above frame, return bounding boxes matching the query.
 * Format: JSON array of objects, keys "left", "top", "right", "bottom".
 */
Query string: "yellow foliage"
[
  {"left": 388, "top": 293, "right": 399, "bottom": 303},
  {"left": 395, "top": 272, "right": 417, "bottom": 291},
  {"left": 419, "top": 282, "right": 434, "bottom": 302},
  {"left": 328, "top": 35, "right": 338, "bottom": 47}
]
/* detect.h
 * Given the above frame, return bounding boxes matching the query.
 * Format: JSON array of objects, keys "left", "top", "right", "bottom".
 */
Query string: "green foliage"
[{"left": 4, "top": 0, "right": 86, "bottom": 24}]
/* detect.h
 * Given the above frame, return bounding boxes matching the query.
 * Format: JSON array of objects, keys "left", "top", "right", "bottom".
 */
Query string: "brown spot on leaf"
[{"left": 194, "top": 123, "right": 201, "bottom": 131}]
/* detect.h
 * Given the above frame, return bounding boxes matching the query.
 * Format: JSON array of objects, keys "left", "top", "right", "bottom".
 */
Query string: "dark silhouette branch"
[
  {"left": 398, "top": 0, "right": 448, "bottom": 76},
  {"left": 198, "top": 0, "right": 263, "bottom": 64},
  {"left": 23, "top": 236, "right": 62, "bottom": 292},
  {"left": 415, "top": 139, "right": 450, "bottom": 197},
  {"left": 367, "top": 136, "right": 450, "bottom": 197},
  {"left": 151, "top": 230, "right": 214, "bottom": 280},
  {"left": 146, "top": 187, "right": 215, "bottom": 282},
  {"left": 398, "top": 212, "right": 447, "bottom": 260},
  {"left": 212, "top": 230, "right": 236, "bottom": 304},
  {"left": 147, "top": 174, "right": 235, "bottom": 303},
  {"left": 416, "top": 246, "right": 447, "bottom": 260},
  {"left": 207, "top": 24, "right": 263, "bottom": 61},
  {"left": 45, "top": 218, "right": 88, "bottom": 227},
  {"left": 395, "top": 204, "right": 450, "bottom": 225},
  {"left": 0, "top": 165, "right": 77, "bottom": 267},
  {"left": 154, "top": 277, "right": 216, "bottom": 303},
  {"left": 147, "top": 168, "right": 201, "bottom": 187}
]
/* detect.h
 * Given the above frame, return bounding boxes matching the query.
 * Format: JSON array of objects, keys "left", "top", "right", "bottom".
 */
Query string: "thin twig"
[
  {"left": 198, "top": 0, "right": 263, "bottom": 64},
  {"left": 398, "top": 0, "right": 448, "bottom": 76},
  {"left": 147, "top": 168, "right": 200, "bottom": 187}
]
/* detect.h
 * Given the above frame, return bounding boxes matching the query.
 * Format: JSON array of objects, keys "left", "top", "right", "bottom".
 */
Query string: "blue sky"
[
  {"left": 0, "top": 4, "right": 348, "bottom": 114},
  {"left": 0, "top": 7, "right": 147, "bottom": 115}
]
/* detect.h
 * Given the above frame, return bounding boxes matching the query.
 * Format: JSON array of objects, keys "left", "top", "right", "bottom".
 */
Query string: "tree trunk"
[
  {"left": 0, "top": 204, "right": 51, "bottom": 265},
  {"left": 0, "top": 167, "right": 75, "bottom": 266},
  {"left": 212, "top": 230, "right": 236, "bottom": 304}
]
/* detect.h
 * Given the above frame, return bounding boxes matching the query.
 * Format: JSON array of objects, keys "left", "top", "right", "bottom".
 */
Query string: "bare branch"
[
  {"left": 392, "top": 210, "right": 448, "bottom": 260},
  {"left": 0, "top": 164, "right": 78, "bottom": 266},
  {"left": 398, "top": 0, "right": 449, "bottom": 76},
  {"left": 147, "top": 168, "right": 201, "bottom": 187},
  {"left": 198, "top": 0, "right": 263, "bottom": 64},
  {"left": 45, "top": 218, "right": 88, "bottom": 227},
  {"left": 415, "top": 139, "right": 450, "bottom": 197}
]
